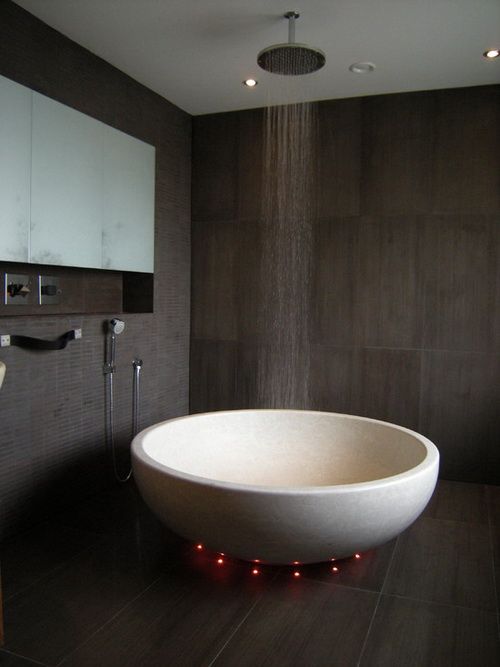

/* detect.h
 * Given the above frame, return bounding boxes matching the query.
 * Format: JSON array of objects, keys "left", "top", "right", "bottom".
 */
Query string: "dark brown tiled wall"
[
  {"left": 0, "top": 2, "right": 191, "bottom": 538},
  {"left": 191, "top": 86, "right": 500, "bottom": 484}
]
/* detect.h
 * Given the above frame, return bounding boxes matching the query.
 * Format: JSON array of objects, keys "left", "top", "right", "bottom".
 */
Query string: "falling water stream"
[{"left": 257, "top": 101, "right": 317, "bottom": 408}]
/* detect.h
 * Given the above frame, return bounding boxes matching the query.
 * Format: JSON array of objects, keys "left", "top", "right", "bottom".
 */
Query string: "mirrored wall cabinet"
[{"left": 0, "top": 74, "right": 155, "bottom": 274}]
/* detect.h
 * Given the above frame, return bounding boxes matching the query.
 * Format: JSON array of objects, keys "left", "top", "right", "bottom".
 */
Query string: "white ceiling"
[{"left": 14, "top": 0, "right": 500, "bottom": 115}]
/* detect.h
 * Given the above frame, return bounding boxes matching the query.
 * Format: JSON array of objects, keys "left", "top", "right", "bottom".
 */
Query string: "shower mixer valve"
[{"left": 7, "top": 282, "right": 30, "bottom": 298}]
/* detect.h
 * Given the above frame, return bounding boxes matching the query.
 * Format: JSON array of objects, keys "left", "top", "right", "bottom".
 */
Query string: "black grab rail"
[{"left": 3, "top": 329, "right": 82, "bottom": 351}]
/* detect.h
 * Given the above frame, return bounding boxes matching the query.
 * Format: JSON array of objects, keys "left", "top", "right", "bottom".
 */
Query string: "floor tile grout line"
[
  {"left": 296, "top": 574, "right": 498, "bottom": 613},
  {"left": 420, "top": 480, "right": 491, "bottom": 527},
  {"left": 380, "top": 536, "right": 400, "bottom": 597},
  {"left": 355, "top": 593, "right": 383, "bottom": 665},
  {"left": 4, "top": 518, "right": 176, "bottom": 602},
  {"left": 3, "top": 542, "right": 98, "bottom": 605},
  {"left": 190, "top": 338, "right": 500, "bottom": 355},
  {"left": 380, "top": 509, "right": 497, "bottom": 614},
  {"left": 298, "top": 575, "right": 381, "bottom": 595},
  {"left": 0, "top": 647, "right": 49, "bottom": 666},
  {"left": 55, "top": 571, "right": 167, "bottom": 667},
  {"left": 207, "top": 571, "right": 281, "bottom": 667},
  {"left": 382, "top": 591, "right": 500, "bottom": 615},
  {"left": 2, "top": 514, "right": 102, "bottom": 546},
  {"left": 356, "top": 535, "right": 400, "bottom": 667},
  {"left": 206, "top": 599, "right": 262, "bottom": 667}
]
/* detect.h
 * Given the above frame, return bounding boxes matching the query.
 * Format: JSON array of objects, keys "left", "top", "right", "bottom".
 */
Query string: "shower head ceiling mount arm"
[{"left": 284, "top": 11, "right": 300, "bottom": 44}]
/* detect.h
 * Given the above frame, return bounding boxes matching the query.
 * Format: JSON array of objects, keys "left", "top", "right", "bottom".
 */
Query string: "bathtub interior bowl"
[{"left": 132, "top": 410, "right": 439, "bottom": 564}]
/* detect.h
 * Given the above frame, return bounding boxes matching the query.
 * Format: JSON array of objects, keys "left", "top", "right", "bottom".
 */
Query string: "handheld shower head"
[
  {"left": 104, "top": 319, "right": 125, "bottom": 375},
  {"left": 109, "top": 319, "right": 125, "bottom": 335}
]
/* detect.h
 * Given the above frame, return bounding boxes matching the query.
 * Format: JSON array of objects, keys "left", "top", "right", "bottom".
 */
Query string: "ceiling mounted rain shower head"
[{"left": 257, "top": 11, "right": 326, "bottom": 76}]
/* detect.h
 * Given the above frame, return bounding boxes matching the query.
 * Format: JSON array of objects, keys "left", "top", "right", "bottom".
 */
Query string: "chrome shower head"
[
  {"left": 257, "top": 12, "right": 325, "bottom": 76},
  {"left": 109, "top": 318, "right": 125, "bottom": 335}
]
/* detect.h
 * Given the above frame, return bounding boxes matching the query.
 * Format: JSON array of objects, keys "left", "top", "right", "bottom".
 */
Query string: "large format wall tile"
[
  {"left": 192, "top": 113, "right": 238, "bottom": 223},
  {"left": 191, "top": 84, "right": 500, "bottom": 484},
  {"left": 190, "top": 339, "right": 239, "bottom": 413},
  {"left": 419, "top": 351, "right": 500, "bottom": 484},
  {"left": 356, "top": 216, "right": 423, "bottom": 348},
  {"left": 313, "top": 216, "right": 424, "bottom": 349},
  {"left": 237, "top": 109, "right": 264, "bottom": 221},
  {"left": 317, "top": 98, "right": 361, "bottom": 218},
  {"left": 191, "top": 223, "right": 238, "bottom": 340},
  {"left": 420, "top": 215, "right": 497, "bottom": 352},
  {"left": 235, "top": 222, "right": 264, "bottom": 342},
  {"left": 360, "top": 91, "right": 435, "bottom": 215},
  {"left": 311, "top": 218, "right": 358, "bottom": 347},
  {"left": 309, "top": 345, "right": 357, "bottom": 414},
  {"left": 353, "top": 348, "right": 421, "bottom": 430},
  {"left": 303, "top": 345, "right": 421, "bottom": 429},
  {"left": 234, "top": 342, "right": 263, "bottom": 409},
  {"left": 432, "top": 86, "right": 500, "bottom": 214},
  {"left": 192, "top": 221, "right": 262, "bottom": 343}
]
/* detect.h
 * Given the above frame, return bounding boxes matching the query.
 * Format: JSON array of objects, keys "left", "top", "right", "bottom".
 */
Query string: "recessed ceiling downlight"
[
  {"left": 483, "top": 49, "right": 499, "bottom": 59},
  {"left": 243, "top": 78, "right": 258, "bottom": 87},
  {"left": 349, "top": 62, "right": 376, "bottom": 74}
]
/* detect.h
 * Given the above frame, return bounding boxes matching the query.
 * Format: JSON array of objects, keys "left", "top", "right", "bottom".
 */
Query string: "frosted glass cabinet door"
[
  {"left": 102, "top": 125, "right": 155, "bottom": 272},
  {"left": 31, "top": 93, "right": 104, "bottom": 268},
  {"left": 0, "top": 75, "right": 31, "bottom": 262}
]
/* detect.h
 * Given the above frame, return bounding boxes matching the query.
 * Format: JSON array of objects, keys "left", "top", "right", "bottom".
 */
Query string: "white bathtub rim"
[{"left": 131, "top": 409, "right": 439, "bottom": 496}]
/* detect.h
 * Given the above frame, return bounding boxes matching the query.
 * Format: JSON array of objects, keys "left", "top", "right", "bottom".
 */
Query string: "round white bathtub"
[{"left": 132, "top": 410, "right": 439, "bottom": 564}]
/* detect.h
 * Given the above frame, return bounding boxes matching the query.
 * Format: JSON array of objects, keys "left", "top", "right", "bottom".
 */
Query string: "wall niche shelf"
[{"left": 0, "top": 261, "right": 153, "bottom": 316}]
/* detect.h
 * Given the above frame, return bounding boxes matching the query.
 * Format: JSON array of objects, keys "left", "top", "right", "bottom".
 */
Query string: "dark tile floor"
[{"left": 1, "top": 480, "right": 499, "bottom": 666}]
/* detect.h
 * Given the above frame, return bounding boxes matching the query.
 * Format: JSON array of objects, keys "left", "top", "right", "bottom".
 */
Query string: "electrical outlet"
[{"left": 0, "top": 335, "right": 11, "bottom": 347}]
